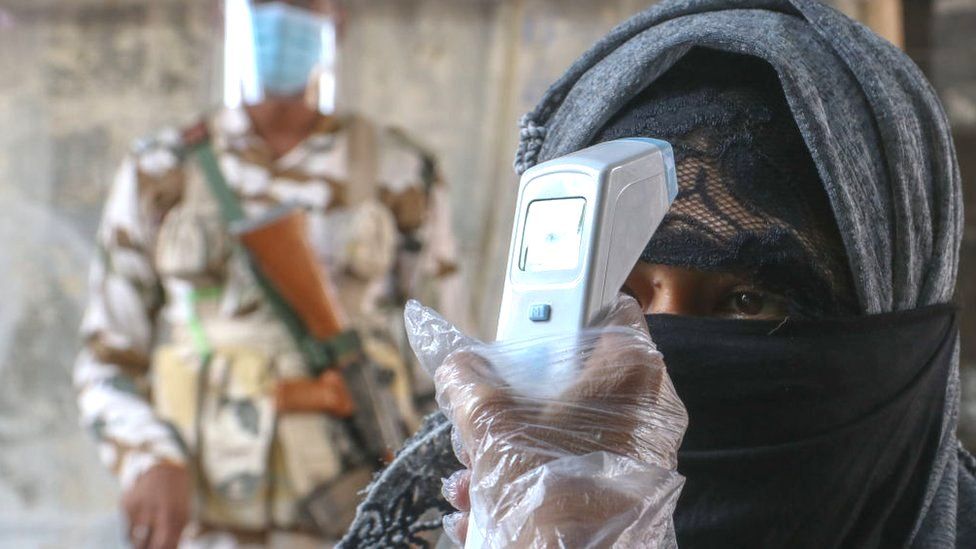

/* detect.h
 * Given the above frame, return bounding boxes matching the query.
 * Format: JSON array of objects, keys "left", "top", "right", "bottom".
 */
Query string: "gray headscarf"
[{"left": 340, "top": 1, "right": 974, "bottom": 547}]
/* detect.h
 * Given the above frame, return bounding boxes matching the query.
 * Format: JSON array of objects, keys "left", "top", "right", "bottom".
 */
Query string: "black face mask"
[{"left": 645, "top": 305, "right": 957, "bottom": 549}]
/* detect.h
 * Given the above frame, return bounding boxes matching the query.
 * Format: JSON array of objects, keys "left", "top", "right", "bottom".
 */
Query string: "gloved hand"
[{"left": 405, "top": 294, "right": 688, "bottom": 548}]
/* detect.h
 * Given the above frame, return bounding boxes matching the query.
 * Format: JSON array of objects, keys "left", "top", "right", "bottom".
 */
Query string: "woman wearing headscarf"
[{"left": 339, "top": 0, "right": 975, "bottom": 547}]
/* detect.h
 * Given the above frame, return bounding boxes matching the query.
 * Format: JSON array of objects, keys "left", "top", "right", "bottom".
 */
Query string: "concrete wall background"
[
  {"left": 0, "top": 2, "right": 214, "bottom": 547},
  {"left": 0, "top": 1, "right": 972, "bottom": 546}
]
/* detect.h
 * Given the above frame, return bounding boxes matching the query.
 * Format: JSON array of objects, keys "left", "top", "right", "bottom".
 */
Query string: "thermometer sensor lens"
[{"left": 519, "top": 197, "right": 587, "bottom": 273}]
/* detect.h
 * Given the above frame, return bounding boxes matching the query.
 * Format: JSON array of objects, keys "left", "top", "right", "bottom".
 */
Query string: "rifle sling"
[{"left": 188, "top": 134, "right": 359, "bottom": 376}]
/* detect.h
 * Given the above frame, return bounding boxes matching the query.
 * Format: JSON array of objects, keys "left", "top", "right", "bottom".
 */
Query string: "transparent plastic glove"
[{"left": 405, "top": 294, "right": 688, "bottom": 548}]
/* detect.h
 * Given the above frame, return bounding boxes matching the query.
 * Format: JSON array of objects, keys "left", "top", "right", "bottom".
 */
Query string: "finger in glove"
[
  {"left": 441, "top": 468, "right": 472, "bottom": 512},
  {"left": 442, "top": 511, "right": 469, "bottom": 546}
]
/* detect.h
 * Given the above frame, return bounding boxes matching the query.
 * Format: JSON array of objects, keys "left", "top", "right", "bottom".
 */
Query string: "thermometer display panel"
[{"left": 518, "top": 197, "right": 587, "bottom": 273}]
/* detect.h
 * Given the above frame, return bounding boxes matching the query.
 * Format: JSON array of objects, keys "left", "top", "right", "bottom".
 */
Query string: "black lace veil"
[{"left": 593, "top": 48, "right": 857, "bottom": 316}]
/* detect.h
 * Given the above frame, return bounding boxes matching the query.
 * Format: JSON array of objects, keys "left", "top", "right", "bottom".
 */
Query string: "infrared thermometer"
[
  {"left": 465, "top": 138, "right": 677, "bottom": 548},
  {"left": 496, "top": 137, "right": 677, "bottom": 341}
]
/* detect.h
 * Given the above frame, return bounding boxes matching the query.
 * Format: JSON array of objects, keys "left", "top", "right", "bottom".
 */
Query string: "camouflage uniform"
[{"left": 74, "top": 107, "right": 463, "bottom": 543}]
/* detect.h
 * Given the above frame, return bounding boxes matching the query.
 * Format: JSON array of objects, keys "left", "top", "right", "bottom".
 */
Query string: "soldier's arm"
[
  {"left": 417, "top": 162, "right": 469, "bottom": 330},
  {"left": 378, "top": 129, "right": 468, "bottom": 327},
  {"left": 74, "top": 141, "right": 187, "bottom": 491},
  {"left": 346, "top": 200, "right": 398, "bottom": 283},
  {"left": 424, "top": 181, "right": 461, "bottom": 280}
]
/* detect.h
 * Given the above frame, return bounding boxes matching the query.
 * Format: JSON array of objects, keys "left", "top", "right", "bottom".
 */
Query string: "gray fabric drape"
[
  {"left": 515, "top": 0, "right": 962, "bottom": 316},
  {"left": 342, "top": 1, "right": 973, "bottom": 547}
]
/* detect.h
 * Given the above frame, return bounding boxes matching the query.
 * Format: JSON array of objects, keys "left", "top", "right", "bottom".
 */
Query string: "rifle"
[{"left": 231, "top": 206, "right": 405, "bottom": 464}]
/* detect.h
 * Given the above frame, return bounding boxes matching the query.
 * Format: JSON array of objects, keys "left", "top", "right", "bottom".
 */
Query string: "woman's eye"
[
  {"left": 718, "top": 288, "right": 788, "bottom": 319},
  {"left": 733, "top": 292, "right": 764, "bottom": 315}
]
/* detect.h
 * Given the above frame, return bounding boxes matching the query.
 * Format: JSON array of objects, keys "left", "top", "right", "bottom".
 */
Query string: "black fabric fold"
[{"left": 646, "top": 305, "right": 957, "bottom": 548}]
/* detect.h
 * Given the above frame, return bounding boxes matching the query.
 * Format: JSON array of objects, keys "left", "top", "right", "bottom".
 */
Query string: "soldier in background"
[{"left": 73, "top": 1, "right": 464, "bottom": 547}]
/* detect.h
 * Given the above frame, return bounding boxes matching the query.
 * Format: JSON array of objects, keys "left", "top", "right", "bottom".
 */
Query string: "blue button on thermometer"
[{"left": 529, "top": 303, "right": 552, "bottom": 322}]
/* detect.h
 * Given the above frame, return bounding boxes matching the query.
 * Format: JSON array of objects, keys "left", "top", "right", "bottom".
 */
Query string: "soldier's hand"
[
  {"left": 122, "top": 462, "right": 191, "bottom": 549},
  {"left": 275, "top": 369, "right": 356, "bottom": 417}
]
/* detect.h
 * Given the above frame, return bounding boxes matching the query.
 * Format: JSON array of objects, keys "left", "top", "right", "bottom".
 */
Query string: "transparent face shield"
[{"left": 222, "top": 0, "right": 338, "bottom": 113}]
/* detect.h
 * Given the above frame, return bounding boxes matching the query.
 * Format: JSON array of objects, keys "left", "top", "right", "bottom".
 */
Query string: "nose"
[{"left": 625, "top": 263, "right": 706, "bottom": 316}]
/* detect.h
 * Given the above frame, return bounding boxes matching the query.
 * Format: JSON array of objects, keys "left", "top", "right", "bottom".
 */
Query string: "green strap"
[
  {"left": 186, "top": 287, "right": 222, "bottom": 360},
  {"left": 188, "top": 136, "right": 360, "bottom": 375},
  {"left": 191, "top": 141, "right": 245, "bottom": 223}
]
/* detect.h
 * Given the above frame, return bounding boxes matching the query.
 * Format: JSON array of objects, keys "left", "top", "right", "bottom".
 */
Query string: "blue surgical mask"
[{"left": 250, "top": 2, "right": 334, "bottom": 97}]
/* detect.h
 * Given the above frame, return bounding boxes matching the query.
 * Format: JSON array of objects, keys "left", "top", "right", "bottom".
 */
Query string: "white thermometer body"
[
  {"left": 465, "top": 138, "right": 677, "bottom": 548},
  {"left": 496, "top": 137, "right": 677, "bottom": 341}
]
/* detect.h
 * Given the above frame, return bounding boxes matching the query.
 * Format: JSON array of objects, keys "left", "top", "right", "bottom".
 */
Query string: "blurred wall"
[
  {"left": 0, "top": 0, "right": 972, "bottom": 547},
  {"left": 0, "top": 1, "right": 215, "bottom": 546}
]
